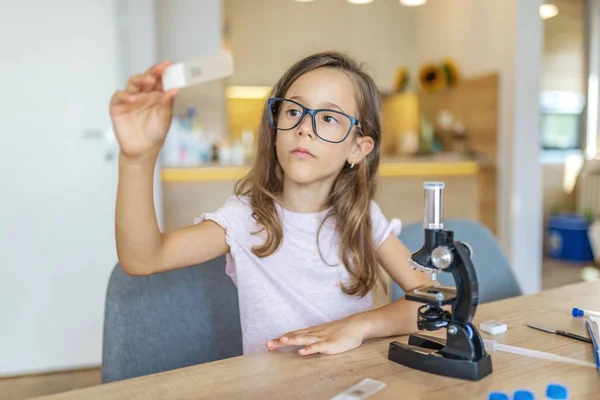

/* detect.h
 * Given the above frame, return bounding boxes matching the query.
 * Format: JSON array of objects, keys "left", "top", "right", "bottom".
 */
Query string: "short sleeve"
[
  {"left": 194, "top": 195, "right": 251, "bottom": 279},
  {"left": 194, "top": 195, "right": 243, "bottom": 245},
  {"left": 370, "top": 201, "right": 402, "bottom": 248}
]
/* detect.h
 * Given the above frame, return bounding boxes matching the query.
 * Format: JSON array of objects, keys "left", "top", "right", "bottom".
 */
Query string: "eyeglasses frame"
[{"left": 267, "top": 97, "right": 361, "bottom": 144}]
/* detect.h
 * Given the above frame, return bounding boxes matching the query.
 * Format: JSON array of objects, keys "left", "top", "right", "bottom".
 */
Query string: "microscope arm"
[{"left": 449, "top": 241, "right": 480, "bottom": 324}]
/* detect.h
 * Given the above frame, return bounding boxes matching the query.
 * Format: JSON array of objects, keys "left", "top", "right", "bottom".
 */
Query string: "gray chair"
[
  {"left": 392, "top": 220, "right": 522, "bottom": 304},
  {"left": 101, "top": 256, "right": 242, "bottom": 383}
]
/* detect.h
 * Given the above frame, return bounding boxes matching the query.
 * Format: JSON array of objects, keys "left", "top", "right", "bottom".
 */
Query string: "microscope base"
[{"left": 388, "top": 335, "right": 492, "bottom": 381}]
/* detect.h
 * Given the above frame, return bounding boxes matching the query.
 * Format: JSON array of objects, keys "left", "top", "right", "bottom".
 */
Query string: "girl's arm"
[
  {"left": 116, "top": 152, "right": 228, "bottom": 276},
  {"left": 357, "top": 233, "right": 432, "bottom": 339},
  {"left": 111, "top": 61, "right": 228, "bottom": 276}
]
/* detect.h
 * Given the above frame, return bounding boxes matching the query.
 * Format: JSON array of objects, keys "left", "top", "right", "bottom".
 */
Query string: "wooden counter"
[{"left": 36, "top": 281, "right": 600, "bottom": 400}]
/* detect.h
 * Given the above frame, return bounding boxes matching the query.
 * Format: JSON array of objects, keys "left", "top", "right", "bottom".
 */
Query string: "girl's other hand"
[
  {"left": 109, "top": 61, "right": 179, "bottom": 160},
  {"left": 266, "top": 314, "right": 371, "bottom": 356}
]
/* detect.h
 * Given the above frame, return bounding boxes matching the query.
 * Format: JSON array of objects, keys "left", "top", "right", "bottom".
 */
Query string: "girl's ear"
[{"left": 348, "top": 135, "right": 374, "bottom": 165}]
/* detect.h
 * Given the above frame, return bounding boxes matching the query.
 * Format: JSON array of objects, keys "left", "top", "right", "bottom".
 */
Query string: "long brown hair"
[{"left": 234, "top": 51, "right": 383, "bottom": 298}]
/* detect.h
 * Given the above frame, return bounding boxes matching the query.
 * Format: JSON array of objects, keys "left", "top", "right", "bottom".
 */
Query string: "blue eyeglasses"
[{"left": 267, "top": 97, "right": 360, "bottom": 144}]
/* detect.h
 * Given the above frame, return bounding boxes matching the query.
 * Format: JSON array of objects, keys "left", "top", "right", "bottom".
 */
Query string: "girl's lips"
[{"left": 291, "top": 147, "right": 315, "bottom": 158}]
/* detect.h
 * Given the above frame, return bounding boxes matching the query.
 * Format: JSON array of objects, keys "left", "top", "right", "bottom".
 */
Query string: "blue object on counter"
[
  {"left": 513, "top": 390, "right": 535, "bottom": 400},
  {"left": 546, "top": 214, "right": 594, "bottom": 262},
  {"left": 546, "top": 383, "right": 569, "bottom": 399},
  {"left": 572, "top": 307, "right": 584, "bottom": 317},
  {"left": 572, "top": 307, "right": 600, "bottom": 317},
  {"left": 489, "top": 392, "right": 510, "bottom": 400}
]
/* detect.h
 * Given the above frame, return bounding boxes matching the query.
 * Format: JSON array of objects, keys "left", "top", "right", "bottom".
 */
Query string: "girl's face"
[{"left": 274, "top": 67, "right": 374, "bottom": 186}]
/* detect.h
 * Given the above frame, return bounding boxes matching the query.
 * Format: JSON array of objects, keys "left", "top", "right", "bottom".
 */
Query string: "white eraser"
[
  {"left": 162, "top": 49, "right": 233, "bottom": 91},
  {"left": 329, "top": 378, "right": 386, "bottom": 400},
  {"left": 480, "top": 320, "right": 508, "bottom": 335}
]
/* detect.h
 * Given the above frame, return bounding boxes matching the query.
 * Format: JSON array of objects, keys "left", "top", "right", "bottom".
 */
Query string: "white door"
[{"left": 0, "top": 1, "right": 123, "bottom": 376}]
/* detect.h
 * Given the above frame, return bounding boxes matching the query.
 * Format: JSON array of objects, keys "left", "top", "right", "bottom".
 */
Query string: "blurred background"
[{"left": 2, "top": 0, "right": 600, "bottom": 398}]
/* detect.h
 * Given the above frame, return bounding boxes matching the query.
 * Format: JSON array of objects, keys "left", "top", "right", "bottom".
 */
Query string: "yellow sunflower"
[
  {"left": 419, "top": 63, "right": 446, "bottom": 92},
  {"left": 441, "top": 59, "right": 460, "bottom": 86},
  {"left": 393, "top": 66, "right": 409, "bottom": 92}
]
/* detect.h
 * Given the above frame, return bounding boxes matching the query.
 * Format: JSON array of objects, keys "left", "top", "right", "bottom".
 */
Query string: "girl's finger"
[
  {"left": 112, "top": 92, "right": 162, "bottom": 116},
  {"left": 155, "top": 74, "right": 165, "bottom": 92},
  {"left": 140, "top": 74, "right": 157, "bottom": 92},
  {"left": 266, "top": 335, "right": 321, "bottom": 350},
  {"left": 125, "top": 74, "right": 148, "bottom": 93},
  {"left": 146, "top": 60, "right": 172, "bottom": 78},
  {"left": 159, "top": 88, "right": 178, "bottom": 106},
  {"left": 110, "top": 90, "right": 136, "bottom": 107},
  {"left": 284, "top": 334, "right": 322, "bottom": 346},
  {"left": 299, "top": 341, "right": 332, "bottom": 356}
]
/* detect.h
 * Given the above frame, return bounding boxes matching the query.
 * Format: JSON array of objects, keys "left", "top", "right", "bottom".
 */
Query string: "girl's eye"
[
  {"left": 286, "top": 109, "right": 301, "bottom": 117},
  {"left": 322, "top": 114, "right": 339, "bottom": 124}
]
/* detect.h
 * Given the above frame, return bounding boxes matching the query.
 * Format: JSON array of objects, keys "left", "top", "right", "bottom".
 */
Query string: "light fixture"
[
  {"left": 539, "top": 3, "right": 558, "bottom": 19},
  {"left": 347, "top": 0, "right": 374, "bottom": 4},
  {"left": 225, "top": 86, "right": 272, "bottom": 99},
  {"left": 400, "top": 0, "right": 426, "bottom": 6}
]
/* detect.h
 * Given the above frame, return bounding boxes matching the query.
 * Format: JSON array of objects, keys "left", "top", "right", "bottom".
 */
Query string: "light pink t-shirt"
[{"left": 195, "top": 195, "right": 402, "bottom": 354}]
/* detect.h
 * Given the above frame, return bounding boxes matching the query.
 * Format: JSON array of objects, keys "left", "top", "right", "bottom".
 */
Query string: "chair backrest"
[
  {"left": 391, "top": 220, "right": 522, "bottom": 304},
  {"left": 101, "top": 256, "right": 242, "bottom": 383}
]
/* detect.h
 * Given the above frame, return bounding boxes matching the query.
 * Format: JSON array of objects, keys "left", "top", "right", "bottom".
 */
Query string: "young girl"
[{"left": 110, "top": 51, "right": 430, "bottom": 357}]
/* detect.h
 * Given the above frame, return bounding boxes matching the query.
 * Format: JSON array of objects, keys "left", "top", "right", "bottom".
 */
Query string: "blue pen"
[{"left": 585, "top": 318, "right": 600, "bottom": 374}]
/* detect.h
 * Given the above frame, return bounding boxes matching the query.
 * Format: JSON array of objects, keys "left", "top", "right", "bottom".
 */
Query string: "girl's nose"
[{"left": 296, "top": 114, "right": 315, "bottom": 139}]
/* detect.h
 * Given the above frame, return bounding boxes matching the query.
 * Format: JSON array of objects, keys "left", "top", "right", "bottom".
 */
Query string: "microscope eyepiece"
[{"left": 423, "top": 182, "right": 444, "bottom": 230}]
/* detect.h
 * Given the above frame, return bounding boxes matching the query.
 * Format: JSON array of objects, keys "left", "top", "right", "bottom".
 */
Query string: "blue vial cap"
[
  {"left": 488, "top": 392, "right": 509, "bottom": 400},
  {"left": 572, "top": 307, "right": 584, "bottom": 317},
  {"left": 546, "top": 384, "right": 568, "bottom": 399},
  {"left": 513, "top": 390, "right": 535, "bottom": 400}
]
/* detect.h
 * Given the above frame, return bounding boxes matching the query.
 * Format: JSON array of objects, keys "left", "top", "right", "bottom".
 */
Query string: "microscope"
[{"left": 388, "top": 182, "right": 492, "bottom": 381}]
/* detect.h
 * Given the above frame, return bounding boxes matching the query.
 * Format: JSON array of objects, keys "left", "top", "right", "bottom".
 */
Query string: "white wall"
[
  {"left": 117, "top": 0, "right": 164, "bottom": 229},
  {"left": 413, "top": 0, "right": 543, "bottom": 294},
  {"left": 542, "top": 0, "right": 585, "bottom": 93},
  {"left": 156, "top": 0, "right": 222, "bottom": 63},
  {"left": 157, "top": 0, "right": 227, "bottom": 142},
  {"left": 511, "top": 0, "right": 543, "bottom": 294},
  {"left": 0, "top": 1, "right": 122, "bottom": 376},
  {"left": 0, "top": 0, "right": 223, "bottom": 377},
  {"left": 224, "top": 0, "right": 418, "bottom": 93}
]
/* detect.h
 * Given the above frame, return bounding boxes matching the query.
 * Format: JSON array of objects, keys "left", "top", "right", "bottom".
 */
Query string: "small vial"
[
  {"left": 572, "top": 307, "right": 600, "bottom": 317},
  {"left": 488, "top": 392, "right": 509, "bottom": 400}
]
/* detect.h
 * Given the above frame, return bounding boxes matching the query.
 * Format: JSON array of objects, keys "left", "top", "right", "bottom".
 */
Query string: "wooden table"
[{"left": 37, "top": 281, "right": 600, "bottom": 400}]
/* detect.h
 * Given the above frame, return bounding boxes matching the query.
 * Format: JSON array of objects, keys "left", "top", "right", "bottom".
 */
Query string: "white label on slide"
[{"left": 329, "top": 378, "right": 387, "bottom": 400}]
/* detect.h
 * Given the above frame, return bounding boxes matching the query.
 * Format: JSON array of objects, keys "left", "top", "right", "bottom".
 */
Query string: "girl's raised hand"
[{"left": 109, "top": 61, "right": 179, "bottom": 159}]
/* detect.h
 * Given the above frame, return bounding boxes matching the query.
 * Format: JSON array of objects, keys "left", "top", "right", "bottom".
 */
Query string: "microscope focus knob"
[{"left": 431, "top": 246, "right": 453, "bottom": 269}]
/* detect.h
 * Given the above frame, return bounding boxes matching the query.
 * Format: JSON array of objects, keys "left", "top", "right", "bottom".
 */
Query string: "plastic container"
[
  {"left": 513, "top": 389, "right": 535, "bottom": 400},
  {"left": 546, "top": 214, "right": 594, "bottom": 262},
  {"left": 546, "top": 383, "right": 569, "bottom": 399},
  {"left": 488, "top": 392, "right": 510, "bottom": 400}
]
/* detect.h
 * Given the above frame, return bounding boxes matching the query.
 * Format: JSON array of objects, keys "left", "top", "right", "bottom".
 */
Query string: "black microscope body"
[{"left": 387, "top": 182, "right": 493, "bottom": 381}]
